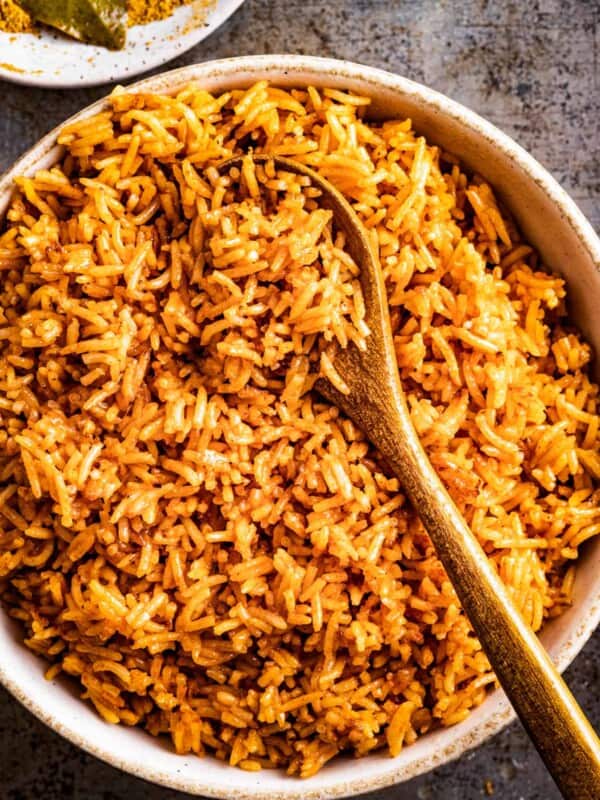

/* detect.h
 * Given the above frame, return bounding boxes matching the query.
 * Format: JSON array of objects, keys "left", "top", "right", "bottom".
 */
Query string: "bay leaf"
[{"left": 19, "top": 0, "right": 127, "bottom": 49}]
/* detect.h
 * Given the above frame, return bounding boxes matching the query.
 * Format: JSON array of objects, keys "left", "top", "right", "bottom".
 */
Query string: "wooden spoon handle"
[
  {"left": 391, "top": 414, "right": 600, "bottom": 799},
  {"left": 323, "top": 363, "right": 600, "bottom": 799}
]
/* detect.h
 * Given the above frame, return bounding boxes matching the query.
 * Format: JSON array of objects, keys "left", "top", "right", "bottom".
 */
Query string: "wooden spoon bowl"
[{"left": 217, "top": 153, "right": 600, "bottom": 799}]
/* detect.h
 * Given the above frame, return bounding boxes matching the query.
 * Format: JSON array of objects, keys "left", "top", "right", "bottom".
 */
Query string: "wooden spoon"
[{"left": 217, "top": 154, "right": 600, "bottom": 798}]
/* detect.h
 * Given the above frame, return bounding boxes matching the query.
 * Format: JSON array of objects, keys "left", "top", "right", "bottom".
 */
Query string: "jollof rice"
[{"left": 0, "top": 81, "right": 599, "bottom": 777}]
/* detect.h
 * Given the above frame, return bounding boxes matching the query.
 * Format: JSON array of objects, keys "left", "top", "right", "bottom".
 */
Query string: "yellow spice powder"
[
  {"left": 127, "top": 0, "right": 190, "bottom": 26},
  {"left": 0, "top": 0, "right": 194, "bottom": 33},
  {"left": 0, "top": 0, "right": 32, "bottom": 33}
]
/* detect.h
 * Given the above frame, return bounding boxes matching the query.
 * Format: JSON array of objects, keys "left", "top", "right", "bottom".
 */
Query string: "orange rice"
[{"left": 0, "top": 82, "right": 599, "bottom": 777}]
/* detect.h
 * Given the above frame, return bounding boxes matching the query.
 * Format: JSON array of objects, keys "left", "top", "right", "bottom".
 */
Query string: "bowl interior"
[{"left": 1, "top": 56, "right": 599, "bottom": 799}]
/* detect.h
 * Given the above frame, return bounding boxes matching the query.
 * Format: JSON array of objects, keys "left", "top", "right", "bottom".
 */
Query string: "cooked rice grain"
[{"left": 0, "top": 82, "right": 599, "bottom": 777}]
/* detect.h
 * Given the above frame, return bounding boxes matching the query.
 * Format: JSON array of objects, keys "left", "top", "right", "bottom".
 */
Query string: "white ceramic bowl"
[
  {"left": 0, "top": 0, "right": 245, "bottom": 88},
  {"left": 1, "top": 55, "right": 600, "bottom": 799}
]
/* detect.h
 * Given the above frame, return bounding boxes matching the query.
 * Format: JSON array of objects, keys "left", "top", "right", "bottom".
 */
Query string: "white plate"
[{"left": 0, "top": 0, "right": 245, "bottom": 88}]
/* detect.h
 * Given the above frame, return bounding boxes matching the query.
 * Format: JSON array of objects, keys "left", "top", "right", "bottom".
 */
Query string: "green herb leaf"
[{"left": 18, "top": 0, "right": 127, "bottom": 49}]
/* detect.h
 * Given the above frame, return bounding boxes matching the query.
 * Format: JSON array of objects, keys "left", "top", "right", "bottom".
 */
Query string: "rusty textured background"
[{"left": 0, "top": 1, "right": 599, "bottom": 798}]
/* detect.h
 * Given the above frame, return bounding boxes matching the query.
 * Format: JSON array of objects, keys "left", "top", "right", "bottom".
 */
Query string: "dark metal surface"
[{"left": 1, "top": 1, "right": 598, "bottom": 797}]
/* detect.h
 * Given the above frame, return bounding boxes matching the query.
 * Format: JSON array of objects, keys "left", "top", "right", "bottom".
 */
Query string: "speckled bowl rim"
[{"left": 0, "top": 55, "right": 599, "bottom": 800}]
